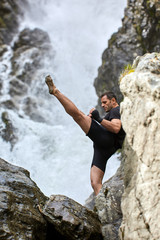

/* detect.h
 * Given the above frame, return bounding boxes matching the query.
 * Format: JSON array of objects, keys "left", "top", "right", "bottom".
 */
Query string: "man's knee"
[
  {"left": 90, "top": 177, "right": 102, "bottom": 195},
  {"left": 73, "top": 114, "right": 91, "bottom": 134},
  {"left": 91, "top": 177, "right": 101, "bottom": 189}
]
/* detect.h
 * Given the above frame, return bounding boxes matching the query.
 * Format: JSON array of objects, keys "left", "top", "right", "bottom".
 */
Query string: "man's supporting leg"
[
  {"left": 90, "top": 165, "right": 104, "bottom": 195},
  {"left": 45, "top": 75, "right": 91, "bottom": 134}
]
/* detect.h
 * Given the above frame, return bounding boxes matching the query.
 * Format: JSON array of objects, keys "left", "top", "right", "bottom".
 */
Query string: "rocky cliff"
[
  {"left": 94, "top": 0, "right": 160, "bottom": 104},
  {"left": 119, "top": 52, "right": 160, "bottom": 240}
]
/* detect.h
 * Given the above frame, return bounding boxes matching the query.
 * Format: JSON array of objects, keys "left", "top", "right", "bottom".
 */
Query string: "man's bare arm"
[
  {"left": 89, "top": 108, "right": 121, "bottom": 134},
  {"left": 101, "top": 118, "right": 121, "bottom": 134}
]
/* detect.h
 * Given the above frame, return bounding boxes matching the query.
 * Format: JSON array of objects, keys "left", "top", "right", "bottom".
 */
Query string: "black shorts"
[{"left": 87, "top": 119, "right": 118, "bottom": 172}]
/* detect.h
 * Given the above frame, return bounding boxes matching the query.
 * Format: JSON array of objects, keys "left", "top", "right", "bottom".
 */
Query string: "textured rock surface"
[
  {"left": 0, "top": 26, "right": 52, "bottom": 146},
  {"left": 39, "top": 195, "right": 103, "bottom": 240},
  {"left": 0, "top": 0, "right": 53, "bottom": 119},
  {"left": 85, "top": 163, "right": 124, "bottom": 240},
  {"left": 0, "top": 158, "right": 48, "bottom": 240},
  {"left": 0, "top": 0, "right": 28, "bottom": 45},
  {"left": 94, "top": 0, "right": 160, "bottom": 104},
  {"left": 9, "top": 27, "right": 52, "bottom": 122},
  {"left": 119, "top": 52, "right": 160, "bottom": 240},
  {"left": 0, "top": 111, "right": 18, "bottom": 149},
  {"left": 0, "top": 0, "right": 54, "bottom": 147}
]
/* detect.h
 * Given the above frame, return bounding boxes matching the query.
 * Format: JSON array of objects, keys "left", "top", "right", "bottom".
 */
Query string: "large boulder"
[
  {"left": 39, "top": 194, "right": 103, "bottom": 240},
  {"left": 94, "top": 0, "right": 160, "bottom": 105},
  {"left": 0, "top": 158, "right": 48, "bottom": 240},
  {"left": 119, "top": 52, "right": 160, "bottom": 239}
]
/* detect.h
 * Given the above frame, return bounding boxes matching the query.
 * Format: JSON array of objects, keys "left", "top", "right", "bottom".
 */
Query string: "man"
[{"left": 45, "top": 75, "right": 125, "bottom": 196}]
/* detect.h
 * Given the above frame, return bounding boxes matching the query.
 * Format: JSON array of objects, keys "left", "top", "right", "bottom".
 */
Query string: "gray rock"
[
  {"left": 0, "top": 0, "right": 28, "bottom": 45},
  {"left": 11, "top": 27, "right": 52, "bottom": 86},
  {"left": 22, "top": 97, "right": 46, "bottom": 122},
  {"left": 13, "top": 27, "right": 51, "bottom": 51},
  {"left": 0, "top": 158, "right": 48, "bottom": 240},
  {"left": 9, "top": 78, "right": 28, "bottom": 97},
  {"left": 94, "top": 0, "right": 160, "bottom": 105},
  {"left": 39, "top": 194, "right": 103, "bottom": 240},
  {"left": 0, "top": 99, "right": 18, "bottom": 110},
  {"left": 84, "top": 192, "right": 96, "bottom": 211},
  {"left": 0, "top": 111, "right": 18, "bottom": 149}
]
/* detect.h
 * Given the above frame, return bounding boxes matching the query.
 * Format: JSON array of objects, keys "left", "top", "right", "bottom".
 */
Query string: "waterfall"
[{"left": 0, "top": 0, "right": 126, "bottom": 204}]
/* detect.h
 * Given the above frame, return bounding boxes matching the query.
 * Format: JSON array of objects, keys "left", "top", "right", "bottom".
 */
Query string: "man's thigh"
[
  {"left": 87, "top": 119, "right": 115, "bottom": 148},
  {"left": 73, "top": 113, "right": 92, "bottom": 134},
  {"left": 91, "top": 144, "right": 117, "bottom": 172}
]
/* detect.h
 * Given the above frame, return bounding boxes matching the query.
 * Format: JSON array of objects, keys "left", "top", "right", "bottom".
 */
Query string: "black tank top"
[{"left": 104, "top": 106, "right": 126, "bottom": 148}]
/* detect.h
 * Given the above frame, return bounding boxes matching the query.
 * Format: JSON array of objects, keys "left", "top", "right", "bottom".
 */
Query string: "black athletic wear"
[
  {"left": 104, "top": 106, "right": 125, "bottom": 148},
  {"left": 87, "top": 106, "right": 125, "bottom": 172}
]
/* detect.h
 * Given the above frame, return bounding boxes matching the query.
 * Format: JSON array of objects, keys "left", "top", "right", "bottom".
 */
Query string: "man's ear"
[{"left": 111, "top": 97, "right": 116, "bottom": 103}]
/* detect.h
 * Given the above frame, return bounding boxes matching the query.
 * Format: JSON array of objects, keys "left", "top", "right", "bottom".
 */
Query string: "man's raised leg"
[{"left": 45, "top": 75, "right": 91, "bottom": 134}]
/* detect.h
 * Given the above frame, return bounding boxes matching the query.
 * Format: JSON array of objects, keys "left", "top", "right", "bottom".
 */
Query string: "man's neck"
[{"left": 113, "top": 103, "right": 119, "bottom": 108}]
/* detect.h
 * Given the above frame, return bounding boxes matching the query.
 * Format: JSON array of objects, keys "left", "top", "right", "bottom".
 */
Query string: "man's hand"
[
  {"left": 88, "top": 108, "right": 95, "bottom": 118},
  {"left": 91, "top": 109, "right": 103, "bottom": 123}
]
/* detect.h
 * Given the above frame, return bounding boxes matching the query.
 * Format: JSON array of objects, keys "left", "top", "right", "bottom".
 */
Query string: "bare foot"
[{"left": 45, "top": 75, "right": 57, "bottom": 95}]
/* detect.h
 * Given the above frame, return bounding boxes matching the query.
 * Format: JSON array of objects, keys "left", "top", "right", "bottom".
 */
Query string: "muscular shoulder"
[{"left": 105, "top": 106, "right": 120, "bottom": 121}]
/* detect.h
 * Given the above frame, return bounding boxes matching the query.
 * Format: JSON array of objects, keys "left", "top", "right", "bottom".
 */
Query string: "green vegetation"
[{"left": 119, "top": 64, "right": 135, "bottom": 83}]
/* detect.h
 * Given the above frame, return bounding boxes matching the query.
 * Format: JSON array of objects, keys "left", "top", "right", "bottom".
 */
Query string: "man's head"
[{"left": 100, "top": 92, "right": 118, "bottom": 112}]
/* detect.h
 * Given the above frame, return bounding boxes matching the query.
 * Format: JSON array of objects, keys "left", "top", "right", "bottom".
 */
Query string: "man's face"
[{"left": 101, "top": 95, "right": 113, "bottom": 112}]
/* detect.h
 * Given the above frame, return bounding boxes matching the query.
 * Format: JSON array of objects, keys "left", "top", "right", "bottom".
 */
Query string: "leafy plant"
[{"left": 119, "top": 64, "right": 135, "bottom": 83}]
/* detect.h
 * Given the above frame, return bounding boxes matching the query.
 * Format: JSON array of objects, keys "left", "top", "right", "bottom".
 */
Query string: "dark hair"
[{"left": 100, "top": 91, "right": 117, "bottom": 101}]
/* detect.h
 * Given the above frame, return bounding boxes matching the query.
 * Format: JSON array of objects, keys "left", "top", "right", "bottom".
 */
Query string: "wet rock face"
[
  {"left": 0, "top": 0, "right": 53, "bottom": 126},
  {"left": 119, "top": 53, "right": 160, "bottom": 240},
  {"left": 94, "top": 0, "right": 160, "bottom": 103},
  {"left": 11, "top": 27, "right": 52, "bottom": 87},
  {"left": 13, "top": 28, "right": 51, "bottom": 51},
  {"left": 0, "top": 26, "right": 52, "bottom": 147},
  {"left": 0, "top": 26, "right": 53, "bottom": 126},
  {"left": 0, "top": 111, "right": 18, "bottom": 149},
  {"left": 0, "top": 158, "right": 48, "bottom": 240},
  {"left": 40, "top": 195, "right": 103, "bottom": 240},
  {"left": 0, "top": 0, "right": 28, "bottom": 44},
  {"left": 9, "top": 27, "right": 53, "bottom": 122}
]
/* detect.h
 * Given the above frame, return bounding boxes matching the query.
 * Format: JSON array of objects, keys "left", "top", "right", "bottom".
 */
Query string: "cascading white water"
[{"left": 0, "top": 0, "right": 127, "bottom": 204}]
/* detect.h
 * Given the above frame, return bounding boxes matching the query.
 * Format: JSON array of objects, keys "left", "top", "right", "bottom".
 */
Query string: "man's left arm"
[
  {"left": 91, "top": 109, "right": 121, "bottom": 134},
  {"left": 101, "top": 118, "right": 121, "bottom": 134}
]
